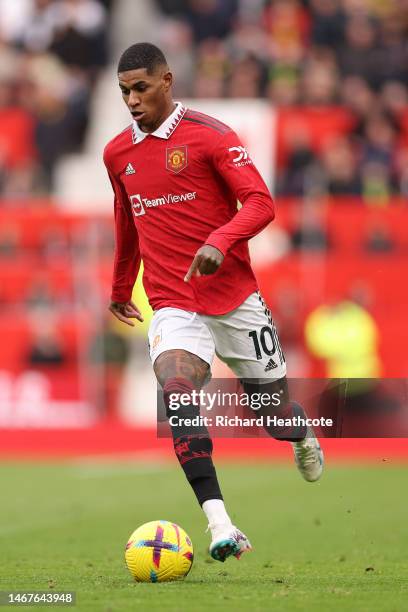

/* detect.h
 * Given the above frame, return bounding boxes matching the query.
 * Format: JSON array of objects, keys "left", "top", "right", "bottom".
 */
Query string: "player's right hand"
[{"left": 109, "top": 300, "right": 144, "bottom": 327}]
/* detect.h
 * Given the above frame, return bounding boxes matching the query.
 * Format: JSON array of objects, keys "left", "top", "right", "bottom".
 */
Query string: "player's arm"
[
  {"left": 185, "top": 130, "right": 274, "bottom": 280},
  {"left": 206, "top": 130, "right": 275, "bottom": 253},
  {"left": 104, "top": 151, "right": 143, "bottom": 326}
]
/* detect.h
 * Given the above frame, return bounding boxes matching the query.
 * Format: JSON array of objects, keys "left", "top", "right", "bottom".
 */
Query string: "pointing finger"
[{"left": 184, "top": 255, "right": 201, "bottom": 282}]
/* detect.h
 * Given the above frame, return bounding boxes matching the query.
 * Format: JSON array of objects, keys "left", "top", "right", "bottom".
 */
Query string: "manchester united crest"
[{"left": 166, "top": 146, "right": 188, "bottom": 174}]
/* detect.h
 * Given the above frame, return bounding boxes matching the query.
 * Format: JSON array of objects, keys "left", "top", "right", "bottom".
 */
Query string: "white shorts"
[{"left": 148, "top": 292, "right": 287, "bottom": 381}]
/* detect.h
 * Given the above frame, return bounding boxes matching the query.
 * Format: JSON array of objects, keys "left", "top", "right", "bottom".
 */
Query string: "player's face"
[{"left": 118, "top": 67, "right": 173, "bottom": 133}]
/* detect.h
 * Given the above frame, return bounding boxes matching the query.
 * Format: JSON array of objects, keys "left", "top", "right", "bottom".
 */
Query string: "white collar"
[{"left": 132, "top": 101, "right": 186, "bottom": 144}]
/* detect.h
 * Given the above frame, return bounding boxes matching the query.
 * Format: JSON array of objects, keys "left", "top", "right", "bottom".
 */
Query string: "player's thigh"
[
  {"left": 201, "top": 292, "right": 287, "bottom": 381},
  {"left": 148, "top": 308, "right": 214, "bottom": 386}
]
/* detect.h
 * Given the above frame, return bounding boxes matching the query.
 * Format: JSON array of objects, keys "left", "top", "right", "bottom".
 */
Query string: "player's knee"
[{"left": 154, "top": 349, "right": 210, "bottom": 389}]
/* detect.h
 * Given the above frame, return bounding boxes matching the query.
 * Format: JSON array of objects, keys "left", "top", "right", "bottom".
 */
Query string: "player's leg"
[
  {"left": 154, "top": 349, "right": 251, "bottom": 561},
  {"left": 242, "top": 376, "right": 324, "bottom": 482},
  {"left": 149, "top": 309, "right": 251, "bottom": 561},
  {"left": 154, "top": 348, "right": 223, "bottom": 507},
  {"left": 201, "top": 292, "right": 324, "bottom": 482}
]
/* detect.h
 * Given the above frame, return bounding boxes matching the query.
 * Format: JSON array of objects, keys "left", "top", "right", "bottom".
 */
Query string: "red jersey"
[{"left": 103, "top": 102, "right": 275, "bottom": 316}]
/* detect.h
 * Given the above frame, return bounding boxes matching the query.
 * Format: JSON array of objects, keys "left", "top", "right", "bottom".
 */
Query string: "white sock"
[{"left": 202, "top": 499, "right": 232, "bottom": 528}]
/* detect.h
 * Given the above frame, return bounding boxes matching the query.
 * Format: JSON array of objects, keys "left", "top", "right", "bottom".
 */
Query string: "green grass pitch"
[{"left": 0, "top": 460, "right": 407, "bottom": 611}]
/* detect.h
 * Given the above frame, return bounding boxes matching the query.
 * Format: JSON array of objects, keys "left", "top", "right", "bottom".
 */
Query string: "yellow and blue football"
[{"left": 125, "top": 520, "right": 194, "bottom": 582}]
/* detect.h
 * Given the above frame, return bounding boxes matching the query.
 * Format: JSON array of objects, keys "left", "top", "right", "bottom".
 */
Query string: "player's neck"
[{"left": 141, "top": 101, "right": 177, "bottom": 134}]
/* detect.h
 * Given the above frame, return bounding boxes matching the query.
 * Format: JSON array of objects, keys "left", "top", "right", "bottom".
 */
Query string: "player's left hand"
[{"left": 184, "top": 245, "right": 224, "bottom": 282}]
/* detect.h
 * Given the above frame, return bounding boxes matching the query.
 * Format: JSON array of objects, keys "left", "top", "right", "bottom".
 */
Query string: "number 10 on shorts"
[{"left": 249, "top": 325, "right": 285, "bottom": 365}]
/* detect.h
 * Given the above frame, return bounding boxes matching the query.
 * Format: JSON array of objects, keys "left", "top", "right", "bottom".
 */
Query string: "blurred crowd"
[
  {"left": 0, "top": 0, "right": 407, "bottom": 200},
  {"left": 0, "top": 0, "right": 112, "bottom": 196},
  {"left": 156, "top": 0, "right": 408, "bottom": 200}
]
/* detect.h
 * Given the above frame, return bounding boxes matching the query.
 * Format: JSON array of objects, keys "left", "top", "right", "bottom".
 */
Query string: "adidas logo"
[
  {"left": 125, "top": 162, "right": 135, "bottom": 175},
  {"left": 264, "top": 358, "right": 277, "bottom": 372}
]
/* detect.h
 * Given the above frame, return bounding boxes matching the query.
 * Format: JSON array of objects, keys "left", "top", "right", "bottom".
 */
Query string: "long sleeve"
[
  {"left": 104, "top": 155, "right": 141, "bottom": 303},
  {"left": 204, "top": 130, "right": 275, "bottom": 255}
]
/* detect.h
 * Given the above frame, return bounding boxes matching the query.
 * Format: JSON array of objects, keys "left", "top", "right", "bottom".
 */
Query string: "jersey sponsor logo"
[
  {"left": 166, "top": 145, "right": 188, "bottom": 173},
  {"left": 125, "top": 162, "right": 136, "bottom": 175},
  {"left": 130, "top": 191, "right": 197, "bottom": 216},
  {"left": 228, "top": 146, "right": 253, "bottom": 167}
]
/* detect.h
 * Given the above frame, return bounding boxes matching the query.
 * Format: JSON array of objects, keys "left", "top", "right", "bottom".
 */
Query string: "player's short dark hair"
[{"left": 117, "top": 43, "right": 168, "bottom": 74}]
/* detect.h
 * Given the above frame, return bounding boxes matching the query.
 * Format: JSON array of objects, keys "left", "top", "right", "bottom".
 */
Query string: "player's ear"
[{"left": 162, "top": 70, "right": 173, "bottom": 92}]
